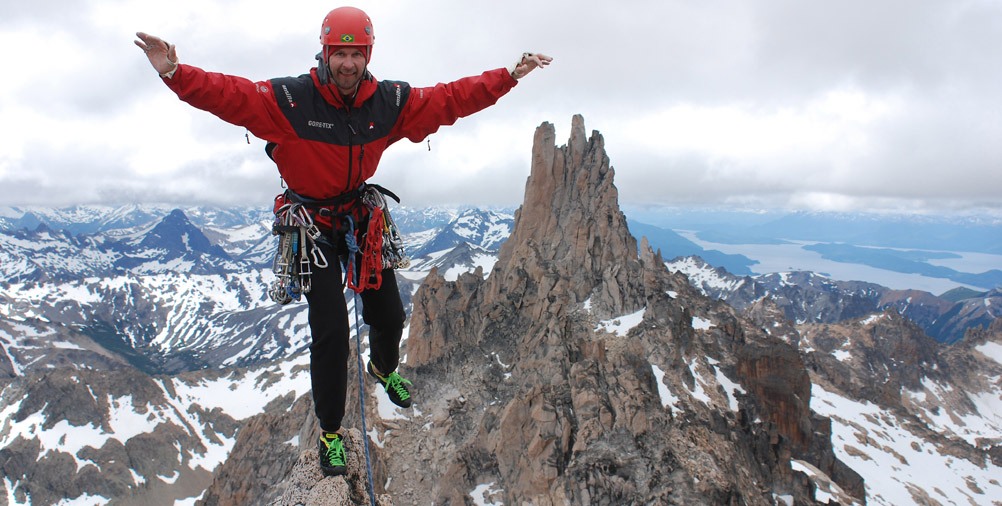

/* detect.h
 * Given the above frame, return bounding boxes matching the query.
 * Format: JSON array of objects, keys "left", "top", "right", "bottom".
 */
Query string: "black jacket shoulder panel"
[{"left": 270, "top": 75, "right": 411, "bottom": 146}]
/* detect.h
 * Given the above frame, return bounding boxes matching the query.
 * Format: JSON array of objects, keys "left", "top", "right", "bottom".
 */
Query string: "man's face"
[{"left": 327, "top": 46, "right": 368, "bottom": 96}]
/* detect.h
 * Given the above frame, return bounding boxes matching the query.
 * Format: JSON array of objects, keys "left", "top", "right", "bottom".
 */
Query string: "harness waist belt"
[
  {"left": 284, "top": 188, "right": 361, "bottom": 208},
  {"left": 283, "top": 184, "right": 400, "bottom": 210}
]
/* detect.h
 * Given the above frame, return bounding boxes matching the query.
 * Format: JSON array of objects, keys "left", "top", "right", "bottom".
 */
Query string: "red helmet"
[{"left": 320, "top": 7, "right": 374, "bottom": 61}]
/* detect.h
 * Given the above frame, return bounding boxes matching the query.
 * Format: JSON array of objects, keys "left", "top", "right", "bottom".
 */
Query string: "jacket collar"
[{"left": 311, "top": 68, "right": 378, "bottom": 109}]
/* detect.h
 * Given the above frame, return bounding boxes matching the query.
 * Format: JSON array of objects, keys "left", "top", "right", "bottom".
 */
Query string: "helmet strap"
[{"left": 316, "top": 50, "right": 332, "bottom": 85}]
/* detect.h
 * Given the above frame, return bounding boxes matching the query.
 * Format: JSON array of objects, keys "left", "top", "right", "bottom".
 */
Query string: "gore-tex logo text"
[
  {"left": 308, "top": 120, "right": 334, "bottom": 129},
  {"left": 281, "top": 85, "right": 296, "bottom": 108}
]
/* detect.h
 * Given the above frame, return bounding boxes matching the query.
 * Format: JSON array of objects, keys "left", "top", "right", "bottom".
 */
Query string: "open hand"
[
  {"left": 134, "top": 32, "right": 178, "bottom": 76},
  {"left": 511, "top": 52, "right": 553, "bottom": 80}
]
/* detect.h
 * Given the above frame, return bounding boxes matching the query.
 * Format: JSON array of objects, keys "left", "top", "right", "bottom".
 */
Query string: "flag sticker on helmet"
[{"left": 340, "top": 34, "right": 355, "bottom": 43}]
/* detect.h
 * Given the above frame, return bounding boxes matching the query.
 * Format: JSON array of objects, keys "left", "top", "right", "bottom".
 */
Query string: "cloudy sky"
[{"left": 2, "top": 0, "right": 1001, "bottom": 215}]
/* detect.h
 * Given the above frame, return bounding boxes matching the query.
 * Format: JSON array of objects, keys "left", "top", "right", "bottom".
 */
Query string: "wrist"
[
  {"left": 160, "top": 58, "right": 178, "bottom": 79},
  {"left": 508, "top": 62, "right": 520, "bottom": 80},
  {"left": 508, "top": 52, "right": 533, "bottom": 80}
]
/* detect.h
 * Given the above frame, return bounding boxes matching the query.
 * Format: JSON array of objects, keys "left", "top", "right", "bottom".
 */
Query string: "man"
[{"left": 135, "top": 6, "right": 551, "bottom": 477}]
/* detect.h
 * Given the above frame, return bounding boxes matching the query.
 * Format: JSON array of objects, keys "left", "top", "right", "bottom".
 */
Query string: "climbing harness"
[{"left": 268, "top": 183, "right": 409, "bottom": 302}]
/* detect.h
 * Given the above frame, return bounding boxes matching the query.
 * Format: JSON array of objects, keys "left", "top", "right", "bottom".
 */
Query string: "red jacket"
[{"left": 164, "top": 64, "right": 518, "bottom": 203}]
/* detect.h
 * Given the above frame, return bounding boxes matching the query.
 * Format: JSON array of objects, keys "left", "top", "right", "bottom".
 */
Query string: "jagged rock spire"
[{"left": 488, "top": 114, "right": 645, "bottom": 320}]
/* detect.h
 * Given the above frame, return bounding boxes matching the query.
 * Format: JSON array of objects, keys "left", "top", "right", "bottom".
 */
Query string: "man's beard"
[{"left": 334, "top": 68, "right": 364, "bottom": 95}]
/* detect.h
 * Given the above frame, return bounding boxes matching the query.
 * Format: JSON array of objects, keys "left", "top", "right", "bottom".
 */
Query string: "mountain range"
[{"left": 0, "top": 115, "right": 1000, "bottom": 505}]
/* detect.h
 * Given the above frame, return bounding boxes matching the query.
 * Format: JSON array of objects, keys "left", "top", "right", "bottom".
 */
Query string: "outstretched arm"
[
  {"left": 132, "top": 31, "right": 290, "bottom": 142},
  {"left": 391, "top": 52, "right": 554, "bottom": 143},
  {"left": 134, "top": 32, "right": 179, "bottom": 78}
]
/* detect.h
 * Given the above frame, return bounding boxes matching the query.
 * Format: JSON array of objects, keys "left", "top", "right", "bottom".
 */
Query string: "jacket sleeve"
[
  {"left": 163, "top": 64, "right": 292, "bottom": 143},
  {"left": 389, "top": 68, "right": 518, "bottom": 144}
]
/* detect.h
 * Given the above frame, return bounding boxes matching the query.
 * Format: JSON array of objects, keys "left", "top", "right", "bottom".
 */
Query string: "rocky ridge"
[{"left": 670, "top": 256, "right": 999, "bottom": 344}]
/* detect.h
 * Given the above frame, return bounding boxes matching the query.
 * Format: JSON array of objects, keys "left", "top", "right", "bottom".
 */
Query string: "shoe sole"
[{"left": 320, "top": 466, "right": 347, "bottom": 477}]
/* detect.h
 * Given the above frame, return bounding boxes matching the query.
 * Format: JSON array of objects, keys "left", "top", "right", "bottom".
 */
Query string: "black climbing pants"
[{"left": 303, "top": 240, "right": 406, "bottom": 432}]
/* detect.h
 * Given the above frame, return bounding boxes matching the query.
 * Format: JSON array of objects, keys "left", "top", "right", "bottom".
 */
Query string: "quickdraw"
[
  {"left": 344, "top": 185, "right": 410, "bottom": 293},
  {"left": 361, "top": 185, "right": 409, "bottom": 272},
  {"left": 268, "top": 201, "right": 329, "bottom": 305}
]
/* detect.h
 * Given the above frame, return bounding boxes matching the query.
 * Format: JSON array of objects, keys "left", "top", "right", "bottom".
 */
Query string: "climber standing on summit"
[{"left": 135, "top": 7, "right": 551, "bottom": 477}]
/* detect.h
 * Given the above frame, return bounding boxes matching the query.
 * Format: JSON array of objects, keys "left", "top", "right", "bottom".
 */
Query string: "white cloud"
[{"left": 2, "top": 0, "right": 1001, "bottom": 214}]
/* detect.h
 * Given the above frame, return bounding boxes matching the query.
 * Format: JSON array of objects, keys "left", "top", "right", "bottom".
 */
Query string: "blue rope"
[
  {"left": 343, "top": 216, "right": 359, "bottom": 288},
  {"left": 351, "top": 283, "right": 378, "bottom": 506},
  {"left": 341, "top": 214, "right": 376, "bottom": 504}
]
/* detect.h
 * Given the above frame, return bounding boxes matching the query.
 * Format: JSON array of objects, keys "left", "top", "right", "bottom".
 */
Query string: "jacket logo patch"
[
  {"left": 308, "top": 120, "right": 335, "bottom": 130},
  {"left": 394, "top": 84, "right": 402, "bottom": 107},
  {"left": 281, "top": 85, "right": 296, "bottom": 108}
]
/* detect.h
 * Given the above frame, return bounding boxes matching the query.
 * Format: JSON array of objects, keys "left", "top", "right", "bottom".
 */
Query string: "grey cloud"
[{"left": 3, "top": 0, "right": 1002, "bottom": 215}]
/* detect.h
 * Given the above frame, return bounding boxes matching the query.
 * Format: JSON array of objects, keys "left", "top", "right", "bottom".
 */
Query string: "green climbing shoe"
[
  {"left": 367, "top": 361, "right": 413, "bottom": 408},
  {"left": 318, "top": 431, "right": 347, "bottom": 476}
]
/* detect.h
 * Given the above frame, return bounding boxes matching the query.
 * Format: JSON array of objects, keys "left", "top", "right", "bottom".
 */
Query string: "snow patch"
[
  {"left": 157, "top": 470, "right": 180, "bottom": 485},
  {"left": 470, "top": 481, "right": 505, "bottom": 506},
  {"left": 791, "top": 459, "right": 859, "bottom": 505},
  {"left": 651, "top": 364, "right": 681, "bottom": 415},
  {"left": 667, "top": 257, "right": 743, "bottom": 294},
  {"left": 441, "top": 253, "right": 497, "bottom": 281},
  {"left": 811, "top": 384, "right": 1002, "bottom": 505},
  {"left": 368, "top": 427, "right": 386, "bottom": 449},
  {"left": 687, "top": 359, "right": 712, "bottom": 405},
  {"left": 54, "top": 493, "right": 111, "bottom": 505},
  {"left": 714, "top": 368, "right": 746, "bottom": 412},
  {"left": 596, "top": 308, "right": 646, "bottom": 337},
  {"left": 976, "top": 341, "right": 1002, "bottom": 366},
  {"left": 692, "top": 316, "right": 714, "bottom": 330}
]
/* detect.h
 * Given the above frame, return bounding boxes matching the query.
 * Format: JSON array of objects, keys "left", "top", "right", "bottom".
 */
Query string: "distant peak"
[{"left": 165, "top": 208, "right": 191, "bottom": 222}]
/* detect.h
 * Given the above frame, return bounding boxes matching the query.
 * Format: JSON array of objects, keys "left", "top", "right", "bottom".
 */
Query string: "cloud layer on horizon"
[{"left": 1, "top": 0, "right": 1000, "bottom": 215}]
